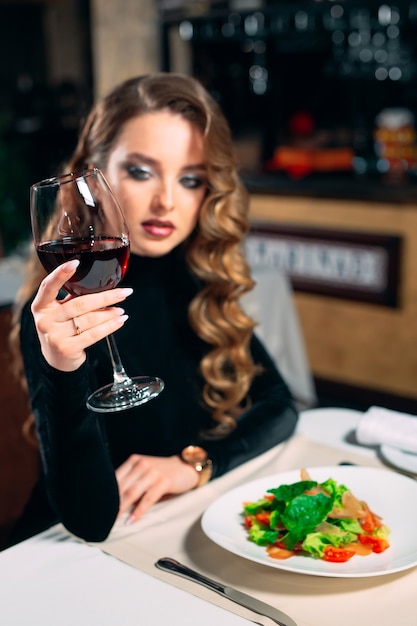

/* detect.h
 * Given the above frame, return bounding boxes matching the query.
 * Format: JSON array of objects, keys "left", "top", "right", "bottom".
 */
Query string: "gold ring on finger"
[{"left": 73, "top": 316, "right": 82, "bottom": 335}]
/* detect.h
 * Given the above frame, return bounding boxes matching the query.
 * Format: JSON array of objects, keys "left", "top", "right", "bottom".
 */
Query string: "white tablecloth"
[{"left": 0, "top": 531, "right": 254, "bottom": 626}]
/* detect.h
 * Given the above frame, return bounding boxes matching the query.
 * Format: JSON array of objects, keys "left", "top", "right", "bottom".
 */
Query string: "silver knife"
[{"left": 155, "top": 557, "right": 297, "bottom": 626}]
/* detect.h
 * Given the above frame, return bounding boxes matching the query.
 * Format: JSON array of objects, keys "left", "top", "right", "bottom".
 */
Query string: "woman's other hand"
[
  {"left": 31, "top": 260, "right": 132, "bottom": 372},
  {"left": 115, "top": 453, "right": 199, "bottom": 524}
]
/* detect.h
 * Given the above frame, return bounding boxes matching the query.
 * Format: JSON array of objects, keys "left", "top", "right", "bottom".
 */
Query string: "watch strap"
[{"left": 180, "top": 445, "right": 213, "bottom": 488}]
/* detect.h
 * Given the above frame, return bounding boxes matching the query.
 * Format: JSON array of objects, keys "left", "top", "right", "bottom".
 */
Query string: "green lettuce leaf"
[
  {"left": 337, "top": 518, "right": 362, "bottom": 534},
  {"left": 242, "top": 497, "right": 274, "bottom": 515},
  {"left": 320, "top": 478, "right": 348, "bottom": 509},
  {"left": 248, "top": 520, "right": 279, "bottom": 546},
  {"left": 267, "top": 480, "right": 317, "bottom": 502},
  {"left": 281, "top": 492, "right": 334, "bottom": 536},
  {"left": 302, "top": 530, "right": 352, "bottom": 558}
]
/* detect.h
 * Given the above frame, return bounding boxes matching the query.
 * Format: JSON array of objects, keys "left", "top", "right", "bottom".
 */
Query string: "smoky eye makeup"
[
  {"left": 179, "top": 169, "right": 208, "bottom": 189},
  {"left": 180, "top": 173, "right": 207, "bottom": 189},
  {"left": 123, "top": 162, "right": 153, "bottom": 180},
  {"left": 121, "top": 157, "right": 207, "bottom": 189}
]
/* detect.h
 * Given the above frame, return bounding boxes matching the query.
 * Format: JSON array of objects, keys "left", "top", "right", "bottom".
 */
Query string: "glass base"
[{"left": 86, "top": 376, "right": 164, "bottom": 413}]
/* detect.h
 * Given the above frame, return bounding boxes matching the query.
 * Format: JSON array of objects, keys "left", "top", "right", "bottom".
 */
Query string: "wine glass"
[{"left": 30, "top": 167, "right": 164, "bottom": 412}]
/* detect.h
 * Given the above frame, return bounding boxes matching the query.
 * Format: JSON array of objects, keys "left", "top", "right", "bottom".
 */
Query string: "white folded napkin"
[{"left": 356, "top": 405, "right": 417, "bottom": 454}]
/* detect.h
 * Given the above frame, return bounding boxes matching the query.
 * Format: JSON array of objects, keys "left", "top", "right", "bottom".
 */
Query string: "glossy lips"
[{"left": 141, "top": 219, "right": 175, "bottom": 238}]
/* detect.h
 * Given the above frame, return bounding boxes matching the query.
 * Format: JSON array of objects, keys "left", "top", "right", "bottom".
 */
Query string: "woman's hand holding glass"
[
  {"left": 30, "top": 168, "right": 164, "bottom": 411},
  {"left": 31, "top": 260, "right": 132, "bottom": 373}
]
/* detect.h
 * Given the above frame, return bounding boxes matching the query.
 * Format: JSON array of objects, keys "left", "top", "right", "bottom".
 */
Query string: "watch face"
[{"left": 182, "top": 445, "right": 207, "bottom": 464}]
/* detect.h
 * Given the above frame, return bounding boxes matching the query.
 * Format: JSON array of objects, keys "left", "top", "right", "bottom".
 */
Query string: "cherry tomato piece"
[{"left": 323, "top": 546, "right": 355, "bottom": 563}]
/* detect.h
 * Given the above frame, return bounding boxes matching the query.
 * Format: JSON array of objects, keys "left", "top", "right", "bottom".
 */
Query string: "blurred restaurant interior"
[{"left": 0, "top": 0, "right": 417, "bottom": 545}]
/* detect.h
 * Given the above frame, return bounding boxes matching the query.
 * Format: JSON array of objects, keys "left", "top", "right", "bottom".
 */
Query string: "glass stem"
[{"left": 106, "top": 334, "right": 133, "bottom": 386}]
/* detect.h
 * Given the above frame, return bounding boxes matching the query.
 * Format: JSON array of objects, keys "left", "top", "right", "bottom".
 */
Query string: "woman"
[{"left": 9, "top": 73, "right": 297, "bottom": 545}]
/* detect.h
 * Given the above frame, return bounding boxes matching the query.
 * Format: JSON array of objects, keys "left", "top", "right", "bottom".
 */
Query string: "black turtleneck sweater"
[{"left": 13, "top": 247, "right": 297, "bottom": 544}]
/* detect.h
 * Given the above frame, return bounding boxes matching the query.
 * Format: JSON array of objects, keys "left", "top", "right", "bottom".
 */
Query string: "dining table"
[{"left": 1, "top": 406, "right": 416, "bottom": 626}]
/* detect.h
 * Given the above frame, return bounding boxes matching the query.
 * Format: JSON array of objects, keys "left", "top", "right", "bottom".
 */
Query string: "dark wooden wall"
[{"left": 0, "top": 307, "right": 39, "bottom": 549}]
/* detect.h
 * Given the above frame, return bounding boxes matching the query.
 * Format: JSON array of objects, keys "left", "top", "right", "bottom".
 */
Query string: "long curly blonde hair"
[{"left": 11, "top": 72, "right": 259, "bottom": 438}]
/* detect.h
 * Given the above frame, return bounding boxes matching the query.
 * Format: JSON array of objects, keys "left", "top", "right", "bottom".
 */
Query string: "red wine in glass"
[
  {"left": 36, "top": 235, "right": 130, "bottom": 297},
  {"left": 30, "top": 168, "right": 164, "bottom": 412}
]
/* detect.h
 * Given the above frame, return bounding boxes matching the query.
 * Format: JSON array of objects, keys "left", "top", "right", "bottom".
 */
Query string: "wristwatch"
[{"left": 180, "top": 445, "right": 213, "bottom": 488}]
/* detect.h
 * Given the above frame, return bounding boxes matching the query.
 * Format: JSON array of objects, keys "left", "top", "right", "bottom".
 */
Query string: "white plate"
[
  {"left": 297, "top": 407, "right": 371, "bottom": 454},
  {"left": 380, "top": 445, "right": 417, "bottom": 475},
  {"left": 201, "top": 465, "right": 417, "bottom": 578}
]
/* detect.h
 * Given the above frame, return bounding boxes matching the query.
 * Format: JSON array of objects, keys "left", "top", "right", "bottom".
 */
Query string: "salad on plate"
[{"left": 242, "top": 469, "right": 390, "bottom": 563}]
